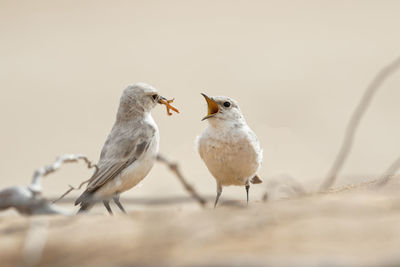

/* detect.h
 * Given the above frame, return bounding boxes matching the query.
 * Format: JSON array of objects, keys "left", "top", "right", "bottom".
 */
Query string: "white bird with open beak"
[{"left": 196, "top": 94, "right": 263, "bottom": 208}]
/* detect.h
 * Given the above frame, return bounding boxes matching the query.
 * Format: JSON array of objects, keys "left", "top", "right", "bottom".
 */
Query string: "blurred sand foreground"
[{"left": 1, "top": 178, "right": 400, "bottom": 267}]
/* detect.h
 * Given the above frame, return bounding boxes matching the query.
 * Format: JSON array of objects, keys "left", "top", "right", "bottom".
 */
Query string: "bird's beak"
[
  {"left": 201, "top": 93, "right": 219, "bottom": 121},
  {"left": 157, "top": 96, "right": 167, "bottom": 104}
]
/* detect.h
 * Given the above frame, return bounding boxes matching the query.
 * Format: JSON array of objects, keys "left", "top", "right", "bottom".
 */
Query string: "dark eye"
[
  {"left": 152, "top": 94, "right": 158, "bottom": 100},
  {"left": 223, "top": 101, "right": 231, "bottom": 107}
]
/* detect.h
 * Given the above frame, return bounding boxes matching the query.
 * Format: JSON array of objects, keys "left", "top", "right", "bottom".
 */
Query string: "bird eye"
[
  {"left": 223, "top": 102, "right": 231, "bottom": 108},
  {"left": 152, "top": 94, "right": 158, "bottom": 100}
]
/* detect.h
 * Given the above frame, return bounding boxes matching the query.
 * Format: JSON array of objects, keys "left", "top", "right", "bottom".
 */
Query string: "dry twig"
[
  {"left": 0, "top": 154, "right": 97, "bottom": 215},
  {"left": 157, "top": 154, "right": 207, "bottom": 207},
  {"left": 52, "top": 178, "right": 91, "bottom": 204},
  {"left": 30, "top": 154, "right": 97, "bottom": 194},
  {"left": 321, "top": 56, "right": 400, "bottom": 190},
  {"left": 374, "top": 156, "right": 400, "bottom": 188},
  {"left": 47, "top": 155, "right": 97, "bottom": 203}
]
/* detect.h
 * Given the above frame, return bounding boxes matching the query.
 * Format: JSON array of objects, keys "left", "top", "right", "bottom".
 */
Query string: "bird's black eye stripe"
[
  {"left": 152, "top": 94, "right": 158, "bottom": 100},
  {"left": 223, "top": 101, "right": 231, "bottom": 107}
]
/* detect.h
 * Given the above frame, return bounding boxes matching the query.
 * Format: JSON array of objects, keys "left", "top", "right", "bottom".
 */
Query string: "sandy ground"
[{"left": 1, "top": 178, "right": 400, "bottom": 267}]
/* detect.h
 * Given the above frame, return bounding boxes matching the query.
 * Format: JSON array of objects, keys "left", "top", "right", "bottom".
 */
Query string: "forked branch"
[
  {"left": 321, "top": 56, "right": 400, "bottom": 190},
  {"left": 157, "top": 154, "right": 207, "bottom": 207}
]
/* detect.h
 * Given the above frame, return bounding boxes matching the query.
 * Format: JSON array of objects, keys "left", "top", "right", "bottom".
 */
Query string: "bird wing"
[{"left": 86, "top": 125, "right": 155, "bottom": 193}]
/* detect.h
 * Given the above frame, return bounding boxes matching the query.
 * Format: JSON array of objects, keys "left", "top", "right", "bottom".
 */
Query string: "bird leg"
[
  {"left": 113, "top": 193, "right": 126, "bottom": 214},
  {"left": 214, "top": 184, "right": 222, "bottom": 208},
  {"left": 103, "top": 200, "right": 113, "bottom": 215},
  {"left": 245, "top": 181, "right": 250, "bottom": 205}
]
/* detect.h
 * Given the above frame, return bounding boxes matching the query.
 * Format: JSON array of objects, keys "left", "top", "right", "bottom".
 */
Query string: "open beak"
[{"left": 201, "top": 93, "right": 219, "bottom": 121}]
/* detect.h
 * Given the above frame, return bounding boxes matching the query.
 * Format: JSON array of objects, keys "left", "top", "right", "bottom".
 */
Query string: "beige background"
[{"left": 0, "top": 0, "right": 399, "bottom": 203}]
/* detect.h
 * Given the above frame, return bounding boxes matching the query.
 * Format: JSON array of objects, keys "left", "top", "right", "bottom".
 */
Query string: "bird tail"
[
  {"left": 77, "top": 202, "right": 94, "bottom": 214},
  {"left": 75, "top": 190, "right": 94, "bottom": 214},
  {"left": 250, "top": 175, "right": 263, "bottom": 184}
]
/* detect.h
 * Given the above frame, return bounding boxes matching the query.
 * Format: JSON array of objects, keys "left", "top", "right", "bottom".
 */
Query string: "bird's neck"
[
  {"left": 116, "top": 108, "right": 151, "bottom": 124},
  {"left": 208, "top": 117, "right": 247, "bottom": 130}
]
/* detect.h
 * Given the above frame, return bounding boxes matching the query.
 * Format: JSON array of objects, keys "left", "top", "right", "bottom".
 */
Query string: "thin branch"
[
  {"left": 320, "top": 56, "right": 400, "bottom": 191},
  {"left": 52, "top": 178, "right": 91, "bottom": 203},
  {"left": 157, "top": 154, "right": 207, "bottom": 207},
  {"left": 0, "top": 154, "right": 96, "bottom": 215},
  {"left": 29, "top": 154, "right": 98, "bottom": 195},
  {"left": 374, "top": 156, "right": 400, "bottom": 188}
]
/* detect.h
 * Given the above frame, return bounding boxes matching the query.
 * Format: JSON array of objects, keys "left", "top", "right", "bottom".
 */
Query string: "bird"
[
  {"left": 75, "top": 82, "right": 178, "bottom": 214},
  {"left": 196, "top": 93, "right": 263, "bottom": 208}
]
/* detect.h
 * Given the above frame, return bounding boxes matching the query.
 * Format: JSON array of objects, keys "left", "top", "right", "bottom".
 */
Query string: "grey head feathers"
[{"left": 117, "top": 82, "right": 160, "bottom": 121}]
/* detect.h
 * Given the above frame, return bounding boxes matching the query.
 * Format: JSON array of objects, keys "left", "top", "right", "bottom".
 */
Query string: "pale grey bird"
[
  {"left": 196, "top": 94, "right": 263, "bottom": 208},
  {"left": 75, "top": 82, "right": 178, "bottom": 214}
]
